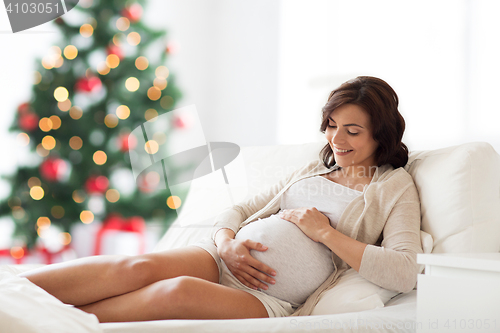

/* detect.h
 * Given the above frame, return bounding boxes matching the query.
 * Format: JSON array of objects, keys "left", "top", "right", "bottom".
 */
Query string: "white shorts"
[{"left": 190, "top": 238, "right": 295, "bottom": 318}]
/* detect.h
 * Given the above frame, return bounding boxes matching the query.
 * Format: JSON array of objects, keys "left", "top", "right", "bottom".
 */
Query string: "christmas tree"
[{"left": 0, "top": 0, "right": 185, "bottom": 257}]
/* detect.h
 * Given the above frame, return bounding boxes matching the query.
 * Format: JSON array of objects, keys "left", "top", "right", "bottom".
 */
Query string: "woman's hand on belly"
[
  {"left": 279, "top": 207, "right": 333, "bottom": 243},
  {"left": 217, "top": 238, "right": 277, "bottom": 290}
]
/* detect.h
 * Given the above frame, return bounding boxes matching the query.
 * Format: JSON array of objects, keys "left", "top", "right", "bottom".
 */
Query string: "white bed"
[{"left": 1, "top": 141, "right": 499, "bottom": 333}]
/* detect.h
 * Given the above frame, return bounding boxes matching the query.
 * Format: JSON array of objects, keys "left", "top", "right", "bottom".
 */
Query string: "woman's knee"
[
  {"left": 147, "top": 276, "right": 198, "bottom": 309},
  {"left": 110, "top": 255, "right": 155, "bottom": 287}
]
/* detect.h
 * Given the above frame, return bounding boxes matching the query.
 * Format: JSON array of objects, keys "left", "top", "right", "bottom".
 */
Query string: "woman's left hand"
[{"left": 278, "top": 207, "right": 333, "bottom": 243}]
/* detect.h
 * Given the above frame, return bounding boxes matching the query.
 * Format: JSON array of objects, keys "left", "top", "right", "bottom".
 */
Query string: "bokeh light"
[
  {"left": 127, "top": 32, "right": 141, "bottom": 45},
  {"left": 93, "top": 150, "right": 107, "bottom": 165},
  {"left": 153, "top": 77, "right": 167, "bottom": 90},
  {"left": 104, "top": 114, "right": 119, "bottom": 128},
  {"left": 72, "top": 190, "right": 86, "bottom": 203},
  {"left": 58, "top": 99, "right": 72, "bottom": 111},
  {"left": 125, "top": 77, "right": 140, "bottom": 91},
  {"left": 116, "top": 105, "right": 130, "bottom": 119},
  {"left": 167, "top": 196, "right": 181, "bottom": 209},
  {"left": 105, "top": 189, "right": 120, "bottom": 202},
  {"left": 54, "top": 87, "right": 69, "bottom": 102},
  {"left": 144, "top": 108, "right": 158, "bottom": 122},
  {"left": 10, "top": 247, "right": 24, "bottom": 260},
  {"left": 144, "top": 140, "right": 159, "bottom": 154},
  {"left": 49, "top": 115, "right": 61, "bottom": 129},
  {"left": 36, "top": 144, "right": 49, "bottom": 157},
  {"left": 64, "top": 45, "right": 78, "bottom": 59},
  {"left": 80, "top": 23, "right": 94, "bottom": 37},
  {"left": 80, "top": 210, "right": 94, "bottom": 224},
  {"left": 155, "top": 66, "right": 169, "bottom": 79},
  {"left": 69, "top": 106, "right": 83, "bottom": 120},
  {"left": 116, "top": 17, "right": 130, "bottom": 31},
  {"left": 135, "top": 56, "right": 149, "bottom": 70},
  {"left": 97, "top": 62, "right": 111, "bottom": 75},
  {"left": 30, "top": 186, "right": 44, "bottom": 200},
  {"left": 27, "top": 177, "right": 41, "bottom": 188},
  {"left": 17, "top": 133, "right": 30, "bottom": 146},
  {"left": 37, "top": 216, "right": 51, "bottom": 230},
  {"left": 106, "top": 54, "right": 120, "bottom": 68},
  {"left": 39, "top": 117, "right": 53, "bottom": 132},
  {"left": 41, "top": 135, "right": 56, "bottom": 150},
  {"left": 60, "top": 232, "right": 72, "bottom": 245},
  {"left": 147, "top": 86, "right": 161, "bottom": 101},
  {"left": 69, "top": 136, "right": 83, "bottom": 150}
]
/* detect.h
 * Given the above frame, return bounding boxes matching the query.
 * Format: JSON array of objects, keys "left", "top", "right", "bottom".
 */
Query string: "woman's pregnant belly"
[{"left": 234, "top": 214, "right": 335, "bottom": 306}]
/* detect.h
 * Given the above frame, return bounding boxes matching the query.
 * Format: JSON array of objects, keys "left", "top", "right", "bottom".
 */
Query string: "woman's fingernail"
[
  {"left": 270, "top": 280, "right": 275, "bottom": 284},
  {"left": 262, "top": 285, "right": 268, "bottom": 290},
  {"left": 271, "top": 271, "right": 277, "bottom": 276}
]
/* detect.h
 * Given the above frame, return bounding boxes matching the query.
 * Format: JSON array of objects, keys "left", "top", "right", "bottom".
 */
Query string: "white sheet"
[
  {"left": 0, "top": 265, "right": 102, "bottom": 333},
  {"left": 100, "top": 293, "right": 417, "bottom": 333},
  {"left": 2, "top": 263, "right": 417, "bottom": 333}
]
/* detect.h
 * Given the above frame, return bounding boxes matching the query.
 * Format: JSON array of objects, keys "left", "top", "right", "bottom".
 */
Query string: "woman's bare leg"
[
  {"left": 78, "top": 276, "right": 268, "bottom": 322},
  {"left": 18, "top": 246, "right": 219, "bottom": 306}
]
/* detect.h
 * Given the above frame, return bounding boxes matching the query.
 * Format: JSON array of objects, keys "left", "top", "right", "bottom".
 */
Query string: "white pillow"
[
  {"left": 311, "top": 269, "right": 399, "bottom": 315},
  {"left": 0, "top": 265, "right": 102, "bottom": 333},
  {"left": 405, "top": 142, "right": 500, "bottom": 253}
]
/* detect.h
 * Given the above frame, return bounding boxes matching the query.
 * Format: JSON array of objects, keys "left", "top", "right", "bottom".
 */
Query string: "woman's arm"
[{"left": 357, "top": 185, "right": 422, "bottom": 293}]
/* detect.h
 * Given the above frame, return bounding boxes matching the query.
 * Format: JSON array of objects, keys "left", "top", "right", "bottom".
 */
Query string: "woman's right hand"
[{"left": 217, "top": 238, "right": 276, "bottom": 290}]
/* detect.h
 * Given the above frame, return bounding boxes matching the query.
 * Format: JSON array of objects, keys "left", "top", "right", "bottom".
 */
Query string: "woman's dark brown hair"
[{"left": 319, "top": 76, "right": 409, "bottom": 169}]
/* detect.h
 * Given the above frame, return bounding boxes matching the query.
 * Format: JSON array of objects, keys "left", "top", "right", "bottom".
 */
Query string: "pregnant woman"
[{"left": 19, "top": 76, "right": 422, "bottom": 322}]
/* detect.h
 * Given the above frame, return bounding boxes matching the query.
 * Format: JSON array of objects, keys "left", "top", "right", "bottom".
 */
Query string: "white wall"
[
  {"left": 277, "top": 0, "right": 500, "bottom": 154},
  {"left": 144, "top": 0, "right": 281, "bottom": 147}
]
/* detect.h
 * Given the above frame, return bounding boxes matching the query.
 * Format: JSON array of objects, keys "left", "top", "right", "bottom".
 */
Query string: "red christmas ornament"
[
  {"left": 118, "top": 133, "right": 137, "bottom": 152},
  {"left": 75, "top": 76, "right": 102, "bottom": 93},
  {"left": 121, "top": 3, "right": 143, "bottom": 23},
  {"left": 106, "top": 44, "right": 124, "bottom": 60},
  {"left": 17, "top": 102, "right": 32, "bottom": 115},
  {"left": 40, "top": 158, "right": 68, "bottom": 182},
  {"left": 18, "top": 112, "right": 40, "bottom": 132},
  {"left": 85, "top": 175, "right": 109, "bottom": 194}
]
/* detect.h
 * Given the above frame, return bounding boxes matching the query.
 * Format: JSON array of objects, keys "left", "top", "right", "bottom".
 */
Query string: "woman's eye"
[{"left": 327, "top": 123, "right": 358, "bottom": 135}]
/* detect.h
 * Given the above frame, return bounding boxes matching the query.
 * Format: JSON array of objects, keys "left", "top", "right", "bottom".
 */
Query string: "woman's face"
[{"left": 324, "top": 103, "right": 379, "bottom": 175}]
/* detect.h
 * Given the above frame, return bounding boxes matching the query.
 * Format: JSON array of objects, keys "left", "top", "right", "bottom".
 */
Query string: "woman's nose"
[{"left": 331, "top": 130, "right": 345, "bottom": 145}]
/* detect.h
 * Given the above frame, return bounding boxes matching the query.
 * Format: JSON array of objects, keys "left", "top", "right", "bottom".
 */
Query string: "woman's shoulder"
[
  {"left": 371, "top": 165, "right": 419, "bottom": 201},
  {"left": 375, "top": 164, "right": 415, "bottom": 185}
]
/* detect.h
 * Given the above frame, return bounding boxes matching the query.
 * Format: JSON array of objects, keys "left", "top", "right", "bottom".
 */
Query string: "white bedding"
[
  {"left": 100, "top": 292, "right": 417, "bottom": 333},
  {"left": 1, "top": 264, "right": 417, "bottom": 333}
]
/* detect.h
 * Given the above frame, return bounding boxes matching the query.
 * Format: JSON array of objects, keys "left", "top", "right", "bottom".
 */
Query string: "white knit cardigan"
[{"left": 211, "top": 159, "right": 422, "bottom": 316}]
